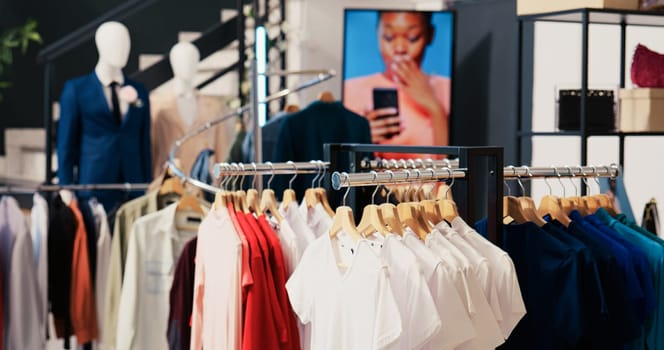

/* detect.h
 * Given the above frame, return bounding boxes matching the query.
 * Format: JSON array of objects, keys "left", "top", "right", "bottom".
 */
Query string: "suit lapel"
[{"left": 91, "top": 73, "right": 114, "bottom": 117}]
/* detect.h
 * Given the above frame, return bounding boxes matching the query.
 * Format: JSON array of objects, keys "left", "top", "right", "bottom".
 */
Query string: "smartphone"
[{"left": 372, "top": 87, "right": 400, "bottom": 139}]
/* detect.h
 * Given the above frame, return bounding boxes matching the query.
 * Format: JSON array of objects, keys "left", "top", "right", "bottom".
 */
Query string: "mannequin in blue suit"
[{"left": 57, "top": 22, "right": 151, "bottom": 213}]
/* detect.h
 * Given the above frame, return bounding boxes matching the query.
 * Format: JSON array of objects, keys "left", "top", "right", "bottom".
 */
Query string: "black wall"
[{"left": 0, "top": 0, "right": 229, "bottom": 155}]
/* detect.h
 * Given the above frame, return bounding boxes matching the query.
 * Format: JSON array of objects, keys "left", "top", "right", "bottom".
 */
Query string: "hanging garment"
[
  {"left": 642, "top": 198, "right": 660, "bottom": 236},
  {"left": 116, "top": 203, "right": 198, "bottom": 350},
  {"left": 286, "top": 233, "right": 402, "bottom": 350},
  {"left": 256, "top": 214, "right": 302, "bottom": 350},
  {"left": 57, "top": 72, "right": 152, "bottom": 212},
  {"left": 0, "top": 196, "right": 45, "bottom": 349},
  {"left": 242, "top": 111, "right": 290, "bottom": 163},
  {"left": 425, "top": 229, "right": 505, "bottom": 350},
  {"left": 235, "top": 211, "right": 288, "bottom": 350},
  {"left": 401, "top": 230, "right": 477, "bottom": 350},
  {"left": 69, "top": 200, "right": 99, "bottom": 344},
  {"left": 48, "top": 195, "right": 77, "bottom": 339},
  {"left": 226, "top": 120, "right": 247, "bottom": 163},
  {"left": 280, "top": 202, "right": 316, "bottom": 273},
  {"left": 593, "top": 208, "right": 664, "bottom": 349},
  {"left": 450, "top": 217, "right": 526, "bottom": 338},
  {"left": 104, "top": 190, "right": 162, "bottom": 350},
  {"left": 362, "top": 234, "right": 442, "bottom": 350},
  {"left": 150, "top": 93, "right": 234, "bottom": 180},
  {"left": 297, "top": 202, "right": 332, "bottom": 238},
  {"left": 0, "top": 262, "right": 3, "bottom": 350},
  {"left": 272, "top": 101, "right": 371, "bottom": 201},
  {"left": 190, "top": 148, "right": 215, "bottom": 203},
  {"left": 31, "top": 193, "right": 49, "bottom": 341},
  {"left": 167, "top": 237, "right": 197, "bottom": 350},
  {"left": 89, "top": 199, "right": 111, "bottom": 346},
  {"left": 190, "top": 205, "right": 243, "bottom": 350}
]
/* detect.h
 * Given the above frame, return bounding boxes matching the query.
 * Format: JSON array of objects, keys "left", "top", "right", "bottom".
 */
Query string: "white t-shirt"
[
  {"left": 426, "top": 231, "right": 505, "bottom": 350},
  {"left": 363, "top": 234, "right": 442, "bottom": 350},
  {"left": 274, "top": 217, "right": 299, "bottom": 275},
  {"left": 435, "top": 222, "right": 504, "bottom": 325},
  {"left": 401, "top": 230, "right": 477, "bottom": 350},
  {"left": 298, "top": 201, "right": 333, "bottom": 237},
  {"left": 283, "top": 202, "right": 317, "bottom": 263},
  {"left": 451, "top": 217, "right": 526, "bottom": 338},
  {"left": 286, "top": 233, "right": 402, "bottom": 350}
]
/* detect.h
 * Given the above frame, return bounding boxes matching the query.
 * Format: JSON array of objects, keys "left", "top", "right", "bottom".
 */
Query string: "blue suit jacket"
[{"left": 57, "top": 72, "right": 151, "bottom": 210}]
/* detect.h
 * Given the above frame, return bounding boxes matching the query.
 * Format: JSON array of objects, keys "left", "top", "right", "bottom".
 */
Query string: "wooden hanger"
[
  {"left": 356, "top": 172, "right": 389, "bottom": 236},
  {"left": 313, "top": 161, "right": 335, "bottom": 217},
  {"left": 245, "top": 164, "right": 261, "bottom": 214},
  {"left": 538, "top": 195, "right": 570, "bottom": 226},
  {"left": 504, "top": 196, "right": 528, "bottom": 224},
  {"left": 176, "top": 194, "right": 205, "bottom": 216},
  {"left": 508, "top": 166, "right": 546, "bottom": 226},
  {"left": 317, "top": 91, "right": 335, "bottom": 103},
  {"left": 329, "top": 173, "right": 362, "bottom": 242},
  {"left": 281, "top": 162, "right": 299, "bottom": 212},
  {"left": 284, "top": 104, "right": 301, "bottom": 113},
  {"left": 436, "top": 168, "right": 459, "bottom": 223},
  {"left": 258, "top": 165, "right": 283, "bottom": 222},
  {"left": 378, "top": 171, "right": 404, "bottom": 235},
  {"left": 304, "top": 161, "right": 322, "bottom": 209}
]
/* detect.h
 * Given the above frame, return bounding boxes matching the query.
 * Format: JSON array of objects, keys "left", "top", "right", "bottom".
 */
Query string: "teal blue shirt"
[{"left": 595, "top": 208, "right": 664, "bottom": 350}]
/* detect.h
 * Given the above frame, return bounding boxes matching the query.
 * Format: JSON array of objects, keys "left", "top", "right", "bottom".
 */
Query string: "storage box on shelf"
[
  {"left": 517, "top": 0, "right": 638, "bottom": 16},
  {"left": 620, "top": 88, "right": 664, "bottom": 131}
]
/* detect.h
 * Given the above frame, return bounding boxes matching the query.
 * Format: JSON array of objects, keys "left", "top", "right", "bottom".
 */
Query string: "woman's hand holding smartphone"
[{"left": 369, "top": 88, "right": 401, "bottom": 143}]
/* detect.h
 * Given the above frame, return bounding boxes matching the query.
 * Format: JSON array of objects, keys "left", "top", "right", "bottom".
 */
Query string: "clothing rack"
[
  {"left": 0, "top": 182, "right": 151, "bottom": 195},
  {"left": 213, "top": 161, "right": 330, "bottom": 178},
  {"left": 325, "top": 143, "right": 504, "bottom": 245},
  {"left": 167, "top": 68, "right": 336, "bottom": 194},
  {"left": 361, "top": 158, "right": 460, "bottom": 170}
]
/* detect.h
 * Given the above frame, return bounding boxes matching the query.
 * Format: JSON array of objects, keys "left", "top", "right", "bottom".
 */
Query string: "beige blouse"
[{"left": 150, "top": 93, "right": 236, "bottom": 180}]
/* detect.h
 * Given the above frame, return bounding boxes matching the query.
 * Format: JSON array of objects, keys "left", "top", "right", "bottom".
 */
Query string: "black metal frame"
[
  {"left": 517, "top": 7, "right": 664, "bottom": 189},
  {"left": 324, "top": 143, "right": 504, "bottom": 245}
]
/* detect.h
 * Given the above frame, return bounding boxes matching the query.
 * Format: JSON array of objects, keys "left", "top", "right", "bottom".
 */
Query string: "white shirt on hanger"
[
  {"left": 282, "top": 202, "right": 317, "bottom": 265},
  {"left": 31, "top": 193, "right": 49, "bottom": 340},
  {"left": 89, "top": 199, "right": 112, "bottom": 346},
  {"left": 298, "top": 201, "right": 333, "bottom": 238},
  {"left": 426, "top": 230, "right": 505, "bottom": 350},
  {"left": 116, "top": 203, "right": 198, "bottom": 350},
  {"left": 435, "top": 222, "right": 504, "bottom": 325},
  {"left": 363, "top": 233, "right": 443, "bottom": 350},
  {"left": 286, "top": 233, "right": 402, "bottom": 350},
  {"left": 451, "top": 217, "right": 527, "bottom": 338},
  {"left": 401, "top": 229, "right": 478, "bottom": 350}
]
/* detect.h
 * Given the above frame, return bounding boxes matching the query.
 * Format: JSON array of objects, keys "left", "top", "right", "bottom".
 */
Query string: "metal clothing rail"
[
  {"left": 361, "top": 158, "right": 461, "bottom": 170},
  {"left": 0, "top": 182, "right": 151, "bottom": 195},
  {"left": 213, "top": 161, "right": 330, "bottom": 178},
  {"left": 331, "top": 168, "right": 467, "bottom": 189},
  {"left": 503, "top": 164, "right": 619, "bottom": 179},
  {"left": 167, "top": 68, "right": 336, "bottom": 194}
]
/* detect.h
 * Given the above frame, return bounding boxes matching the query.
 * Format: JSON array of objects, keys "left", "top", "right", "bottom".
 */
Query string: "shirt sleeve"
[
  {"left": 56, "top": 80, "right": 81, "bottom": 185},
  {"left": 402, "top": 263, "right": 442, "bottom": 350},
  {"left": 103, "top": 212, "right": 125, "bottom": 350},
  {"left": 285, "top": 250, "right": 313, "bottom": 324},
  {"left": 190, "top": 232, "right": 206, "bottom": 350},
  {"left": 426, "top": 265, "right": 477, "bottom": 350},
  {"left": 115, "top": 224, "right": 142, "bottom": 349},
  {"left": 373, "top": 266, "right": 403, "bottom": 350}
]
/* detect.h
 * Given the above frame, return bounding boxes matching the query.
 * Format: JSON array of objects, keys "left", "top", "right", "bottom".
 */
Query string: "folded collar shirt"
[
  {"left": 116, "top": 203, "right": 198, "bottom": 350},
  {"left": 451, "top": 217, "right": 526, "bottom": 339}
]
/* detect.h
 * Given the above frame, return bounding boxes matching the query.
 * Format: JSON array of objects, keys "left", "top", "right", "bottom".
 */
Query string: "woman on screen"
[{"left": 344, "top": 11, "right": 450, "bottom": 159}]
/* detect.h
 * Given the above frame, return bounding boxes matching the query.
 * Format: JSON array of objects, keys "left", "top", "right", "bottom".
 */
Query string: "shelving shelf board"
[
  {"left": 518, "top": 7, "right": 664, "bottom": 27},
  {"left": 518, "top": 131, "right": 664, "bottom": 137}
]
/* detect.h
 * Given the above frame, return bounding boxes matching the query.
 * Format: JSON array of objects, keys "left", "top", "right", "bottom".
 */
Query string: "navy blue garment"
[
  {"left": 271, "top": 101, "right": 371, "bottom": 204},
  {"left": 57, "top": 72, "right": 152, "bottom": 213},
  {"left": 190, "top": 148, "right": 215, "bottom": 203},
  {"left": 475, "top": 217, "right": 488, "bottom": 238},
  {"left": 585, "top": 213, "right": 657, "bottom": 324},
  {"left": 499, "top": 222, "right": 583, "bottom": 350},
  {"left": 242, "top": 111, "right": 289, "bottom": 163},
  {"left": 567, "top": 211, "right": 645, "bottom": 343},
  {"left": 541, "top": 221, "right": 608, "bottom": 349}
]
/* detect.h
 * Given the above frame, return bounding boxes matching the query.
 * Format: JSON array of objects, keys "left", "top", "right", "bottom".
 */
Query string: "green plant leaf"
[{"left": 0, "top": 81, "right": 11, "bottom": 88}]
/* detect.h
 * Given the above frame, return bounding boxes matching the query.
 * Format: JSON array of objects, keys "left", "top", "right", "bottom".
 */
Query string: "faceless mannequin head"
[
  {"left": 95, "top": 21, "right": 131, "bottom": 69},
  {"left": 169, "top": 42, "right": 200, "bottom": 83}
]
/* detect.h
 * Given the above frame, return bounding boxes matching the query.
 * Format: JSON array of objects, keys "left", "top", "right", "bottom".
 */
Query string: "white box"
[{"left": 619, "top": 88, "right": 664, "bottom": 132}]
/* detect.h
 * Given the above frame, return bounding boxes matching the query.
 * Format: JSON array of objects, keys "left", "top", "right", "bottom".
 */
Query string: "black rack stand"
[{"left": 324, "top": 143, "right": 504, "bottom": 245}]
